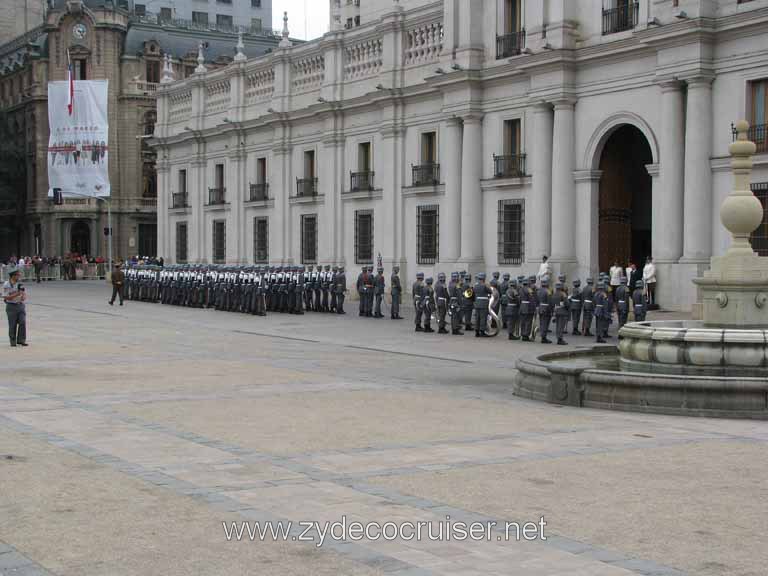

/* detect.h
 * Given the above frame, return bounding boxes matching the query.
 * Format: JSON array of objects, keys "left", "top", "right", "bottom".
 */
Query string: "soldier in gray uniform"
[
  {"left": 632, "top": 280, "right": 647, "bottom": 322},
  {"left": 473, "top": 273, "right": 491, "bottom": 337},
  {"left": 570, "top": 279, "right": 583, "bottom": 335},
  {"left": 334, "top": 266, "right": 346, "bottom": 314},
  {"left": 615, "top": 276, "right": 630, "bottom": 328},
  {"left": 505, "top": 277, "right": 520, "bottom": 340},
  {"left": 435, "top": 272, "right": 449, "bottom": 334},
  {"left": 500, "top": 273, "right": 510, "bottom": 329},
  {"left": 491, "top": 271, "right": 502, "bottom": 322},
  {"left": 423, "top": 277, "right": 436, "bottom": 333},
  {"left": 412, "top": 272, "right": 425, "bottom": 332},
  {"left": 374, "top": 267, "right": 385, "bottom": 318},
  {"left": 552, "top": 281, "right": 571, "bottom": 345},
  {"left": 390, "top": 266, "right": 403, "bottom": 319},
  {"left": 594, "top": 281, "right": 610, "bottom": 344},
  {"left": 448, "top": 271, "right": 463, "bottom": 335},
  {"left": 321, "top": 265, "right": 331, "bottom": 312},
  {"left": 536, "top": 278, "right": 553, "bottom": 344},
  {"left": 581, "top": 278, "right": 595, "bottom": 337},
  {"left": 366, "top": 266, "right": 376, "bottom": 316},
  {"left": 305, "top": 265, "right": 315, "bottom": 311}
]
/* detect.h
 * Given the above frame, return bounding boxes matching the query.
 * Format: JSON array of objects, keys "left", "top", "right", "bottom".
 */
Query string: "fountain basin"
[
  {"left": 619, "top": 320, "right": 768, "bottom": 377},
  {"left": 514, "top": 344, "right": 768, "bottom": 419}
]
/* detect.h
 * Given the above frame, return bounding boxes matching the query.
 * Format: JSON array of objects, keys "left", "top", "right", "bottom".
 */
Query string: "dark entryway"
[
  {"left": 138, "top": 223, "right": 157, "bottom": 257},
  {"left": 598, "top": 125, "right": 652, "bottom": 272},
  {"left": 70, "top": 221, "right": 91, "bottom": 255}
]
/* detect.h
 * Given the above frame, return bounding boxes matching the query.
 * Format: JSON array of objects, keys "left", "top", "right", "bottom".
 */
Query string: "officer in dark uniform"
[
  {"left": 448, "top": 271, "right": 463, "bottom": 335},
  {"left": 581, "top": 278, "right": 595, "bottom": 337},
  {"left": 357, "top": 267, "right": 366, "bottom": 316},
  {"left": 461, "top": 273, "right": 474, "bottom": 332},
  {"left": 615, "top": 276, "right": 630, "bottom": 328},
  {"left": 491, "top": 271, "right": 502, "bottom": 323},
  {"left": 334, "top": 266, "right": 346, "bottom": 314},
  {"left": 390, "top": 265, "right": 403, "bottom": 319},
  {"left": 329, "top": 266, "right": 338, "bottom": 313},
  {"left": 552, "top": 281, "right": 570, "bottom": 345},
  {"left": 500, "top": 273, "right": 510, "bottom": 329},
  {"left": 473, "top": 273, "right": 490, "bottom": 337},
  {"left": 413, "top": 272, "right": 425, "bottom": 332},
  {"left": 321, "top": 265, "right": 331, "bottom": 312},
  {"left": 632, "top": 280, "right": 646, "bottom": 322},
  {"left": 570, "top": 279, "right": 583, "bottom": 335},
  {"left": 423, "top": 277, "right": 436, "bottom": 333},
  {"left": 594, "top": 281, "right": 610, "bottom": 344},
  {"left": 537, "top": 278, "right": 553, "bottom": 344},
  {"left": 374, "top": 267, "right": 385, "bottom": 318},
  {"left": 435, "top": 272, "right": 449, "bottom": 334},
  {"left": 505, "top": 277, "right": 520, "bottom": 340}
]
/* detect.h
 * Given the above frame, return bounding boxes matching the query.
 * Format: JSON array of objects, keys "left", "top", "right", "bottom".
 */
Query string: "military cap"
[
  {"left": 489, "top": 278, "right": 498, "bottom": 287},
  {"left": 502, "top": 272, "right": 510, "bottom": 280},
  {"left": 492, "top": 271, "right": 500, "bottom": 278},
  {"left": 325, "top": 265, "right": 331, "bottom": 270},
  {"left": 416, "top": 272, "right": 424, "bottom": 279},
  {"left": 558, "top": 274, "right": 566, "bottom": 281},
  {"left": 555, "top": 282, "right": 564, "bottom": 289},
  {"left": 510, "top": 278, "right": 518, "bottom": 286},
  {"left": 6, "top": 267, "right": 19, "bottom": 276},
  {"left": 586, "top": 277, "right": 594, "bottom": 284},
  {"left": 522, "top": 277, "right": 530, "bottom": 286},
  {"left": 541, "top": 278, "right": 549, "bottom": 287},
  {"left": 377, "top": 267, "right": 384, "bottom": 273},
  {"left": 438, "top": 272, "right": 446, "bottom": 280},
  {"left": 426, "top": 277, "right": 433, "bottom": 285},
  {"left": 450, "top": 271, "right": 458, "bottom": 279},
  {"left": 573, "top": 279, "right": 581, "bottom": 286},
  {"left": 477, "top": 272, "right": 486, "bottom": 280},
  {"left": 517, "top": 275, "right": 525, "bottom": 282},
  {"left": 393, "top": 265, "right": 400, "bottom": 272}
]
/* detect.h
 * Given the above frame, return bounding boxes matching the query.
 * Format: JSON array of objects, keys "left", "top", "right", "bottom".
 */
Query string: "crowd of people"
[{"left": 1, "top": 254, "right": 109, "bottom": 282}]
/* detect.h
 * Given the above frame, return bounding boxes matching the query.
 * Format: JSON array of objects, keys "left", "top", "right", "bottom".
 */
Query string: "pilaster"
[
  {"left": 550, "top": 98, "right": 577, "bottom": 267},
  {"left": 529, "top": 102, "right": 553, "bottom": 264}
]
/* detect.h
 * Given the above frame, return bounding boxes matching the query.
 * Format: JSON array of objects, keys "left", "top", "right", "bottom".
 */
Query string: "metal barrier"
[{"left": 0, "top": 263, "right": 105, "bottom": 282}]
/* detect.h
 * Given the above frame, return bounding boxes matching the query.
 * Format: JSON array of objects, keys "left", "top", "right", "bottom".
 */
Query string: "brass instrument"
[
  {"left": 463, "top": 287, "right": 474, "bottom": 299},
  {"left": 485, "top": 287, "right": 501, "bottom": 337}
]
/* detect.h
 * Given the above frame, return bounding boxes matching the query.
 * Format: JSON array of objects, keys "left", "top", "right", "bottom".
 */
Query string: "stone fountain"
[{"left": 515, "top": 121, "right": 768, "bottom": 418}]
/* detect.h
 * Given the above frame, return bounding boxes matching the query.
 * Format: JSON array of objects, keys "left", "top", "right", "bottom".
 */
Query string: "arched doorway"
[
  {"left": 70, "top": 221, "right": 91, "bottom": 255},
  {"left": 598, "top": 125, "right": 653, "bottom": 272}
]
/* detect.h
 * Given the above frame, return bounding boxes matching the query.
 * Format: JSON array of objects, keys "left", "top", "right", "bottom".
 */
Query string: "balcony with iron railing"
[
  {"left": 732, "top": 122, "right": 767, "bottom": 154},
  {"left": 602, "top": 2, "right": 639, "bottom": 35},
  {"left": 172, "top": 192, "right": 188, "bottom": 208},
  {"left": 496, "top": 29, "right": 526, "bottom": 59},
  {"left": 350, "top": 171, "right": 375, "bottom": 192},
  {"left": 412, "top": 163, "right": 440, "bottom": 186},
  {"left": 295, "top": 177, "right": 319, "bottom": 198},
  {"left": 493, "top": 154, "right": 527, "bottom": 178},
  {"left": 207, "top": 187, "right": 227, "bottom": 205},
  {"left": 249, "top": 182, "right": 270, "bottom": 201}
]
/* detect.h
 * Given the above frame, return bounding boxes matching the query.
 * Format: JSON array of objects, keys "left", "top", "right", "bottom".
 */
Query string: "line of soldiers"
[
  {"left": 354, "top": 265, "right": 404, "bottom": 319},
  {"left": 410, "top": 270, "right": 647, "bottom": 345},
  {"left": 122, "top": 264, "right": 350, "bottom": 315}
]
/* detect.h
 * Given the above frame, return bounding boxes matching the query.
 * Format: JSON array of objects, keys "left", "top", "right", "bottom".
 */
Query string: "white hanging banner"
[{"left": 47, "top": 79, "right": 110, "bottom": 198}]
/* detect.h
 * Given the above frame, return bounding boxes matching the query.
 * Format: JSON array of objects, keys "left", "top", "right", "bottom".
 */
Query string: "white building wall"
[{"left": 155, "top": 0, "right": 768, "bottom": 311}]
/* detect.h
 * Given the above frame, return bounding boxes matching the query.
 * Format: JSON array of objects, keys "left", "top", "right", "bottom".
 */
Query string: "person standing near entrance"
[
  {"left": 609, "top": 261, "right": 623, "bottom": 290},
  {"left": 643, "top": 257, "right": 657, "bottom": 308},
  {"left": 3, "top": 268, "right": 28, "bottom": 347},
  {"left": 109, "top": 263, "right": 125, "bottom": 306}
]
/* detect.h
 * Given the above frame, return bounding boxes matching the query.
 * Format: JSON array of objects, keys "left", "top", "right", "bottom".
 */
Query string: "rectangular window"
[
  {"left": 178, "top": 169, "right": 187, "bottom": 194},
  {"left": 215, "top": 163, "right": 225, "bottom": 189},
  {"left": 213, "top": 220, "right": 226, "bottom": 263},
  {"left": 74, "top": 59, "right": 87, "bottom": 80},
  {"left": 146, "top": 60, "right": 161, "bottom": 83},
  {"left": 134, "top": 3, "right": 146, "bottom": 16},
  {"left": 417, "top": 205, "right": 439, "bottom": 264},
  {"left": 750, "top": 79, "right": 767, "bottom": 154},
  {"left": 256, "top": 157, "right": 267, "bottom": 183},
  {"left": 304, "top": 150, "right": 315, "bottom": 178},
  {"left": 421, "top": 131, "right": 437, "bottom": 164},
  {"left": 251, "top": 17, "right": 263, "bottom": 31},
  {"left": 498, "top": 199, "right": 524, "bottom": 265},
  {"left": 217, "top": 0, "right": 232, "bottom": 3},
  {"left": 503, "top": 119, "right": 521, "bottom": 156},
  {"left": 355, "top": 210, "right": 374, "bottom": 264},
  {"left": 751, "top": 183, "right": 768, "bottom": 257},
  {"left": 254, "top": 217, "right": 269, "bottom": 263},
  {"left": 504, "top": 0, "right": 522, "bottom": 33},
  {"left": 176, "top": 222, "right": 188, "bottom": 263},
  {"left": 251, "top": 0, "right": 261, "bottom": 7},
  {"left": 354, "top": 15, "right": 360, "bottom": 26},
  {"left": 301, "top": 214, "right": 318, "bottom": 264},
  {"left": 216, "top": 14, "right": 233, "bottom": 29},
  {"left": 358, "top": 142, "right": 371, "bottom": 171},
  {"left": 159, "top": 7, "right": 172, "bottom": 22},
  {"left": 192, "top": 11, "right": 209, "bottom": 26},
  {"left": 346, "top": 18, "right": 354, "bottom": 29}
]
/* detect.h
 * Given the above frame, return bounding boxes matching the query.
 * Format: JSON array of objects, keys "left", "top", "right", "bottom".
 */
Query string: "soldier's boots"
[
  {"left": 522, "top": 336, "right": 530, "bottom": 342},
  {"left": 452, "top": 329, "right": 463, "bottom": 335},
  {"left": 572, "top": 329, "right": 582, "bottom": 336},
  {"left": 541, "top": 336, "right": 552, "bottom": 344},
  {"left": 509, "top": 334, "right": 519, "bottom": 340},
  {"left": 438, "top": 327, "right": 448, "bottom": 334},
  {"left": 415, "top": 325, "right": 423, "bottom": 332},
  {"left": 424, "top": 325, "right": 434, "bottom": 333},
  {"left": 557, "top": 338, "right": 567, "bottom": 346}
]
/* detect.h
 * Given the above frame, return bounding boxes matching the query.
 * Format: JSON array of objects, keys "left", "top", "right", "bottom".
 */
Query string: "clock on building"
[{"left": 72, "top": 23, "right": 87, "bottom": 40}]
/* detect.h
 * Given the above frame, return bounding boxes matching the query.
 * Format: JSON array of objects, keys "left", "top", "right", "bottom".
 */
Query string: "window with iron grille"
[
  {"left": 355, "top": 210, "right": 374, "bottom": 264},
  {"left": 417, "top": 205, "right": 439, "bottom": 264},
  {"left": 176, "top": 222, "right": 188, "bottom": 263},
  {"left": 301, "top": 214, "right": 318, "bottom": 264},
  {"left": 751, "top": 183, "right": 768, "bottom": 257},
  {"left": 498, "top": 199, "right": 524, "bottom": 265},
  {"left": 213, "top": 220, "right": 226, "bottom": 263},
  {"left": 254, "top": 217, "right": 268, "bottom": 263}
]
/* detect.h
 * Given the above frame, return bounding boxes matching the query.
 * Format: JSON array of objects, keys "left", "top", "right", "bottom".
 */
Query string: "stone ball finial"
[
  {"left": 720, "top": 120, "right": 762, "bottom": 255},
  {"left": 279, "top": 11, "right": 293, "bottom": 48}
]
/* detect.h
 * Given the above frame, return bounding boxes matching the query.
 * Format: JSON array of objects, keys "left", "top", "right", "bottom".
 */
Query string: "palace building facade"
[
  {"left": 0, "top": 0, "right": 277, "bottom": 261},
  {"left": 154, "top": 0, "right": 768, "bottom": 311}
]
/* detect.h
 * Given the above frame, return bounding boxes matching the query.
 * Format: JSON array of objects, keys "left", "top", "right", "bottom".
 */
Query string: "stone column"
[
  {"left": 190, "top": 157, "right": 205, "bottom": 263},
  {"left": 656, "top": 80, "right": 685, "bottom": 263},
  {"left": 441, "top": 117, "right": 462, "bottom": 264},
  {"left": 459, "top": 113, "right": 484, "bottom": 268},
  {"left": 529, "top": 103, "right": 553, "bottom": 263},
  {"left": 682, "top": 76, "right": 714, "bottom": 262},
  {"left": 380, "top": 120, "right": 405, "bottom": 272},
  {"left": 550, "top": 99, "right": 577, "bottom": 268},
  {"left": 228, "top": 149, "right": 245, "bottom": 263},
  {"left": 573, "top": 169, "right": 602, "bottom": 281},
  {"left": 156, "top": 155, "right": 170, "bottom": 260},
  {"left": 272, "top": 143, "right": 291, "bottom": 265}
]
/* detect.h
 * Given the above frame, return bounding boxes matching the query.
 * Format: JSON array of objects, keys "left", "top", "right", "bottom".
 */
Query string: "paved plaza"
[{"left": 1, "top": 282, "right": 766, "bottom": 576}]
